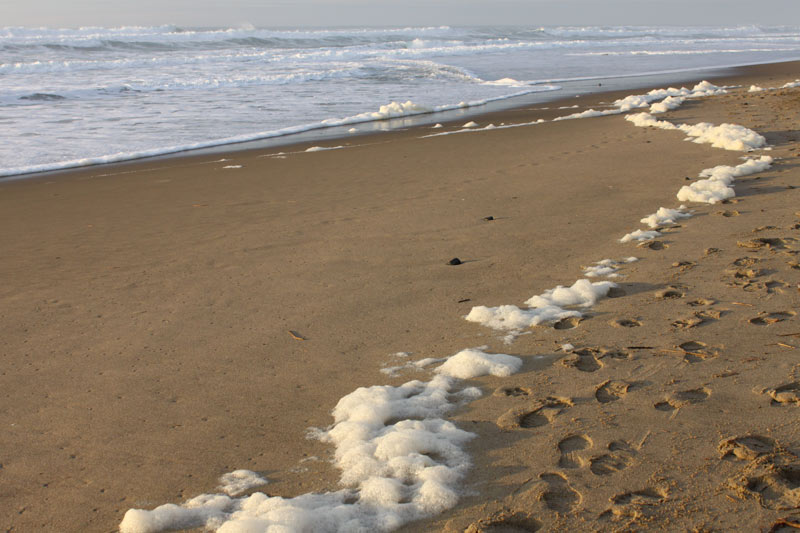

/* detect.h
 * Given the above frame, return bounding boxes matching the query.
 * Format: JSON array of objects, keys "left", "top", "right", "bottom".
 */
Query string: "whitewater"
[{"left": 2, "top": 24, "right": 799, "bottom": 176}]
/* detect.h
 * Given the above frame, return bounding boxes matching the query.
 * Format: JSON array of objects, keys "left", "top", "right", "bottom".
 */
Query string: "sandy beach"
[{"left": 1, "top": 61, "right": 799, "bottom": 532}]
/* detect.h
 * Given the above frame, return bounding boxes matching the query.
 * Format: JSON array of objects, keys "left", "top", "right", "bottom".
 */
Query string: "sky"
[{"left": 2, "top": 0, "right": 799, "bottom": 28}]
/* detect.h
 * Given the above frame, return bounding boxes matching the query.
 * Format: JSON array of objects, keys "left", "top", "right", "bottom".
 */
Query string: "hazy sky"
[{"left": 3, "top": 0, "right": 799, "bottom": 28}]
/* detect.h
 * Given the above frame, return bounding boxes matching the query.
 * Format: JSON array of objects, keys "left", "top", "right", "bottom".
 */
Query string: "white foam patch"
[
  {"left": 422, "top": 118, "right": 545, "bottom": 138},
  {"left": 613, "top": 82, "right": 724, "bottom": 113},
  {"left": 781, "top": 80, "right": 800, "bottom": 89},
  {"left": 624, "top": 112, "right": 678, "bottom": 130},
  {"left": 552, "top": 108, "right": 621, "bottom": 121},
  {"left": 218, "top": 470, "right": 267, "bottom": 497},
  {"left": 435, "top": 348, "right": 522, "bottom": 379},
  {"left": 582, "top": 257, "right": 638, "bottom": 278},
  {"left": 464, "top": 279, "right": 615, "bottom": 334},
  {"left": 432, "top": 123, "right": 443, "bottom": 128},
  {"left": 625, "top": 113, "right": 766, "bottom": 151},
  {"left": 524, "top": 279, "right": 615, "bottom": 309},
  {"left": 677, "top": 155, "right": 773, "bottom": 204},
  {"left": 381, "top": 357, "right": 444, "bottom": 377},
  {"left": 649, "top": 96, "right": 685, "bottom": 114},
  {"left": 677, "top": 121, "right": 766, "bottom": 151},
  {"left": 640, "top": 206, "right": 692, "bottom": 228},
  {"left": 120, "top": 346, "right": 522, "bottom": 533},
  {"left": 748, "top": 85, "right": 766, "bottom": 93},
  {"left": 462, "top": 121, "right": 478, "bottom": 128},
  {"left": 619, "top": 229, "right": 661, "bottom": 243},
  {"left": 222, "top": 165, "right": 242, "bottom": 169},
  {"left": 305, "top": 145, "right": 345, "bottom": 152}
]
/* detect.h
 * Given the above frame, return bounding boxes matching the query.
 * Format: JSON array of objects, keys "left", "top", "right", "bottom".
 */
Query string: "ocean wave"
[{"left": 0, "top": 86, "right": 560, "bottom": 178}]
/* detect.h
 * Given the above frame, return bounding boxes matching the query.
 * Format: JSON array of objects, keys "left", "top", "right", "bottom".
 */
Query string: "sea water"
[{"left": 2, "top": 24, "right": 799, "bottom": 176}]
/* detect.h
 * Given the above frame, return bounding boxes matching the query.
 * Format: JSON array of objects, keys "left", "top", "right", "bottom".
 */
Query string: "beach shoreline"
[
  {"left": 4, "top": 59, "right": 798, "bottom": 183},
  {"left": 1, "top": 60, "right": 799, "bottom": 532}
]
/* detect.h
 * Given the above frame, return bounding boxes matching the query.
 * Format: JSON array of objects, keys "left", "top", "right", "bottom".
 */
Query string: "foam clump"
[
  {"left": 582, "top": 257, "right": 638, "bottom": 278},
  {"left": 781, "top": 80, "right": 800, "bottom": 89},
  {"left": 462, "top": 121, "right": 478, "bottom": 128},
  {"left": 619, "top": 229, "right": 661, "bottom": 243},
  {"left": 649, "top": 96, "right": 685, "bottom": 114},
  {"left": 305, "top": 145, "right": 345, "bottom": 152},
  {"left": 465, "top": 303, "right": 579, "bottom": 331},
  {"left": 120, "top": 344, "right": 526, "bottom": 533},
  {"left": 553, "top": 108, "right": 621, "bottom": 121},
  {"left": 465, "top": 279, "right": 616, "bottom": 333},
  {"left": 435, "top": 347, "right": 522, "bottom": 379},
  {"left": 625, "top": 113, "right": 766, "bottom": 151},
  {"left": 677, "top": 156, "right": 773, "bottom": 204},
  {"left": 624, "top": 112, "right": 678, "bottom": 130},
  {"left": 614, "top": 82, "right": 723, "bottom": 113},
  {"left": 218, "top": 470, "right": 268, "bottom": 497},
  {"left": 525, "top": 278, "right": 616, "bottom": 309},
  {"left": 640, "top": 206, "right": 691, "bottom": 228},
  {"left": 748, "top": 85, "right": 766, "bottom": 93},
  {"left": 677, "top": 121, "right": 766, "bottom": 151},
  {"left": 689, "top": 81, "right": 727, "bottom": 96}
]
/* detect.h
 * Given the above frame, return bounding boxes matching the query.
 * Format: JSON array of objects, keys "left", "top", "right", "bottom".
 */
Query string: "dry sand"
[{"left": 1, "top": 61, "right": 799, "bottom": 532}]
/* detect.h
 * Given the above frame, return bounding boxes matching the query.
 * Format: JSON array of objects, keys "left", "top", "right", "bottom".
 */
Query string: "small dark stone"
[
  {"left": 483, "top": 216, "right": 494, "bottom": 221},
  {"left": 458, "top": 298, "right": 471, "bottom": 303},
  {"left": 448, "top": 258, "right": 462, "bottom": 265},
  {"left": 685, "top": 176, "right": 691, "bottom": 180}
]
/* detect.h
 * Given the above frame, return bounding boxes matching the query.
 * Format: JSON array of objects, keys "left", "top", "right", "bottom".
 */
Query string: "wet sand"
[{"left": 1, "top": 61, "right": 799, "bottom": 532}]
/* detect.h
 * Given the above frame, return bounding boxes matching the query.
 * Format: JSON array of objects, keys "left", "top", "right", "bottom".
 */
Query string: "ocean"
[{"left": 2, "top": 24, "right": 799, "bottom": 177}]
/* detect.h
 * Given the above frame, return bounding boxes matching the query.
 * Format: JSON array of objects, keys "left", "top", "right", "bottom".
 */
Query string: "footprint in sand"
[
  {"left": 677, "top": 340, "right": 720, "bottom": 363},
  {"left": 637, "top": 240, "right": 666, "bottom": 250},
  {"left": 561, "top": 351, "right": 603, "bottom": 372},
  {"left": 595, "top": 380, "right": 632, "bottom": 404},
  {"left": 464, "top": 512, "right": 540, "bottom": 533},
  {"left": 672, "top": 310, "right": 722, "bottom": 329},
  {"left": 716, "top": 209, "right": 740, "bottom": 217},
  {"left": 601, "top": 487, "right": 667, "bottom": 520},
  {"left": 539, "top": 473, "right": 581, "bottom": 513},
  {"left": 766, "top": 383, "right": 800, "bottom": 406},
  {"left": 655, "top": 286, "right": 685, "bottom": 300},
  {"left": 655, "top": 387, "right": 710, "bottom": 410},
  {"left": 672, "top": 260, "right": 697, "bottom": 272},
  {"left": 738, "top": 237, "right": 791, "bottom": 250},
  {"left": 654, "top": 399, "right": 678, "bottom": 412},
  {"left": 764, "top": 280, "right": 790, "bottom": 294},
  {"left": 750, "top": 311, "right": 796, "bottom": 325},
  {"left": 590, "top": 441, "right": 636, "bottom": 476},
  {"left": 557, "top": 435, "right": 593, "bottom": 469},
  {"left": 497, "top": 397, "right": 573, "bottom": 430},
  {"left": 553, "top": 317, "right": 582, "bottom": 330},
  {"left": 687, "top": 298, "right": 715, "bottom": 307},
  {"left": 768, "top": 516, "right": 800, "bottom": 533},
  {"left": 494, "top": 386, "right": 533, "bottom": 397},
  {"left": 610, "top": 318, "right": 642, "bottom": 328},
  {"left": 731, "top": 454, "right": 800, "bottom": 510},
  {"left": 719, "top": 435, "right": 776, "bottom": 461},
  {"left": 673, "top": 387, "right": 711, "bottom": 404},
  {"left": 732, "top": 256, "right": 762, "bottom": 267},
  {"left": 726, "top": 267, "right": 765, "bottom": 288}
]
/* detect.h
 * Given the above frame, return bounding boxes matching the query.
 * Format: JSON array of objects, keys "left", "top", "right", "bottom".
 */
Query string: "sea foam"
[{"left": 120, "top": 348, "right": 520, "bottom": 533}]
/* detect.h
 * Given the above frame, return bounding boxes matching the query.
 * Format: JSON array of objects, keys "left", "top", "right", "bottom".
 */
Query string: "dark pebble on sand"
[
  {"left": 483, "top": 216, "right": 494, "bottom": 221},
  {"left": 448, "top": 258, "right": 462, "bottom": 265}
]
